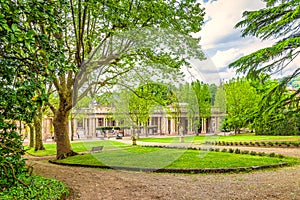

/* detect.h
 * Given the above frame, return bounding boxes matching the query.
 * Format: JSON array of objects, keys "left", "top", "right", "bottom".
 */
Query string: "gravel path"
[{"left": 27, "top": 145, "right": 300, "bottom": 200}]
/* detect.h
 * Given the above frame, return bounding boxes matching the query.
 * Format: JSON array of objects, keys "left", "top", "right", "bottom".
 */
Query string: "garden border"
[
  {"left": 48, "top": 159, "right": 288, "bottom": 174},
  {"left": 49, "top": 144, "right": 291, "bottom": 174}
]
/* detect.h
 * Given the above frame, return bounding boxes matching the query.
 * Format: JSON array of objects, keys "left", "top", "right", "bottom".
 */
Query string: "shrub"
[
  {"left": 0, "top": 176, "right": 69, "bottom": 200},
  {"left": 250, "top": 151, "right": 256, "bottom": 156},
  {"left": 277, "top": 154, "right": 284, "bottom": 158},
  {"left": 258, "top": 152, "right": 266, "bottom": 156},
  {"left": 221, "top": 148, "right": 227, "bottom": 152},
  {"left": 244, "top": 142, "right": 249, "bottom": 146},
  {"left": 0, "top": 123, "right": 27, "bottom": 190},
  {"left": 269, "top": 153, "right": 276, "bottom": 157},
  {"left": 234, "top": 149, "right": 241, "bottom": 154},
  {"left": 255, "top": 142, "right": 260, "bottom": 146},
  {"left": 292, "top": 142, "right": 299, "bottom": 147},
  {"left": 241, "top": 150, "right": 249, "bottom": 155},
  {"left": 214, "top": 148, "right": 220, "bottom": 152},
  {"left": 268, "top": 142, "right": 274, "bottom": 146},
  {"left": 228, "top": 148, "right": 234, "bottom": 153}
]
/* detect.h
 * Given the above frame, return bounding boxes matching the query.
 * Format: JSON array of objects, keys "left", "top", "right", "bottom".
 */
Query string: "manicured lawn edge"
[{"left": 49, "top": 159, "right": 288, "bottom": 174}]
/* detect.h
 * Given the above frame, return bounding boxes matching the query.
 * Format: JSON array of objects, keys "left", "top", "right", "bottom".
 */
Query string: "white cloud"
[{"left": 200, "top": 0, "right": 266, "bottom": 50}]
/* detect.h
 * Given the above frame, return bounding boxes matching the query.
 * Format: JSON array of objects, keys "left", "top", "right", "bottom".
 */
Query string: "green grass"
[
  {"left": 138, "top": 134, "right": 300, "bottom": 145},
  {"left": 55, "top": 146, "right": 299, "bottom": 169},
  {"left": 26, "top": 140, "right": 130, "bottom": 156}
]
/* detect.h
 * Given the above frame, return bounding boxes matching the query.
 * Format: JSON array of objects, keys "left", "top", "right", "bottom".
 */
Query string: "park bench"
[{"left": 90, "top": 146, "right": 103, "bottom": 153}]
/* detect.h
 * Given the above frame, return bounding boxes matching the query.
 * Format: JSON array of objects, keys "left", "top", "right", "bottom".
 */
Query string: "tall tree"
[
  {"left": 224, "top": 78, "right": 259, "bottom": 134},
  {"left": 214, "top": 85, "right": 226, "bottom": 114},
  {"left": 191, "top": 80, "right": 211, "bottom": 133},
  {"left": 177, "top": 83, "right": 199, "bottom": 133},
  {"left": 229, "top": 0, "right": 300, "bottom": 113},
  {"left": 44, "top": 0, "right": 205, "bottom": 159}
]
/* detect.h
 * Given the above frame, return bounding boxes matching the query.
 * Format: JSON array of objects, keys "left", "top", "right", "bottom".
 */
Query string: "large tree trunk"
[
  {"left": 53, "top": 103, "right": 77, "bottom": 159},
  {"left": 34, "top": 108, "right": 45, "bottom": 151},
  {"left": 28, "top": 123, "right": 34, "bottom": 148}
]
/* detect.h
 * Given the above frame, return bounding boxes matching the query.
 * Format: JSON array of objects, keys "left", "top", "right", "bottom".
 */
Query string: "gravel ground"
[{"left": 26, "top": 146, "right": 300, "bottom": 200}]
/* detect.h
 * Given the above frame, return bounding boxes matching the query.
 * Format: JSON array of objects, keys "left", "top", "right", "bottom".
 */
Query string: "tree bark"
[
  {"left": 34, "top": 108, "right": 45, "bottom": 151},
  {"left": 70, "top": 115, "right": 75, "bottom": 141},
  {"left": 53, "top": 102, "right": 77, "bottom": 159},
  {"left": 28, "top": 123, "right": 34, "bottom": 148}
]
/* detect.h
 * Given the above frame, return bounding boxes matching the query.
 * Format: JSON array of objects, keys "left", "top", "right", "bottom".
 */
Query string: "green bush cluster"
[
  {"left": 0, "top": 175, "right": 69, "bottom": 200},
  {"left": 254, "top": 115, "right": 300, "bottom": 136},
  {"left": 0, "top": 123, "right": 27, "bottom": 190},
  {"left": 208, "top": 147, "right": 283, "bottom": 158}
]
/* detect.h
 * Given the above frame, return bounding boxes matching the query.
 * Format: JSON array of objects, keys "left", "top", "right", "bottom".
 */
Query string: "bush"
[
  {"left": 0, "top": 123, "right": 27, "bottom": 190},
  {"left": 241, "top": 150, "right": 249, "bottom": 155},
  {"left": 0, "top": 176, "right": 69, "bottom": 200},
  {"left": 277, "top": 154, "right": 284, "bottom": 158},
  {"left": 268, "top": 142, "right": 274, "bottom": 146},
  {"left": 221, "top": 148, "right": 227, "bottom": 152},
  {"left": 269, "top": 153, "right": 276, "bottom": 157},
  {"left": 250, "top": 151, "right": 256, "bottom": 156},
  {"left": 292, "top": 142, "right": 299, "bottom": 147},
  {"left": 258, "top": 152, "right": 266, "bottom": 156},
  {"left": 234, "top": 149, "right": 241, "bottom": 154},
  {"left": 228, "top": 148, "right": 234, "bottom": 153}
]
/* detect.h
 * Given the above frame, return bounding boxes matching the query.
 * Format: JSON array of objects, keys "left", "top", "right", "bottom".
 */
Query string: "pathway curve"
[{"left": 26, "top": 142, "right": 300, "bottom": 200}]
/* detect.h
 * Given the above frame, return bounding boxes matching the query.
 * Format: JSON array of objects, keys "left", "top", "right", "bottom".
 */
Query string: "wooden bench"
[{"left": 90, "top": 146, "right": 103, "bottom": 153}]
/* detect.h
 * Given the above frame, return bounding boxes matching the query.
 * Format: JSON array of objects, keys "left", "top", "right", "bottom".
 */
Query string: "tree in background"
[
  {"left": 229, "top": 0, "right": 300, "bottom": 124},
  {"left": 176, "top": 83, "right": 199, "bottom": 133},
  {"left": 250, "top": 76, "right": 300, "bottom": 135},
  {"left": 191, "top": 81, "right": 211, "bottom": 133},
  {"left": 224, "top": 78, "right": 259, "bottom": 134}
]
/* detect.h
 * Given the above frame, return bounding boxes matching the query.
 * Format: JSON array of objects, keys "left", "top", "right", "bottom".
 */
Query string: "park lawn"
[
  {"left": 55, "top": 146, "right": 299, "bottom": 169},
  {"left": 26, "top": 140, "right": 130, "bottom": 156},
  {"left": 138, "top": 134, "right": 300, "bottom": 144}
]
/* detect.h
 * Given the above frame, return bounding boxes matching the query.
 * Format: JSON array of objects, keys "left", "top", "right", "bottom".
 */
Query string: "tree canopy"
[{"left": 229, "top": 0, "right": 300, "bottom": 113}]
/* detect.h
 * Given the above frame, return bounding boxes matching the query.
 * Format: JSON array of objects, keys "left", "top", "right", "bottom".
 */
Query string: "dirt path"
[{"left": 27, "top": 146, "right": 300, "bottom": 200}]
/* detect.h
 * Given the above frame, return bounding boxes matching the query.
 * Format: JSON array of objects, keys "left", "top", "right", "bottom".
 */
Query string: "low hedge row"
[
  {"left": 142, "top": 145, "right": 285, "bottom": 158},
  {"left": 203, "top": 141, "right": 300, "bottom": 148}
]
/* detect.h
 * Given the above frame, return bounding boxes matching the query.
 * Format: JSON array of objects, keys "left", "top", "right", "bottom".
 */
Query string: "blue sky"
[{"left": 190, "top": 0, "right": 299, "bottom": 84}]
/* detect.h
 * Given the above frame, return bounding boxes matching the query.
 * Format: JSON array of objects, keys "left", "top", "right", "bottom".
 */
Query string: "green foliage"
[
  {"left": 251, "top": 78, "right": 300, "bottom": 135},
  {"left": 0, "top": 176, "right": 68, "bottom": 200},
  {"left": 0, "top": 0, "right": 67, "bottom": 192},
  {"left": 191, "top": 81, "right": 212, "bottom": 132},
  {"left": 214, "top": 85, "right": 226, "bottom": 113},
  {"left": 0, "top": 125, "right": 27, "bottom": 190},
  {"left": 128, "top": 83, "right": 177, "bottom": 126},
  {"left": 176, "top": 83, "right": 199, "bottom": 133},
  {"left": 230, "top": 0, "right": 300, "bottom": 119},
  {"left": 224, "top": 78, "right": 259, "bottom": 133}
]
